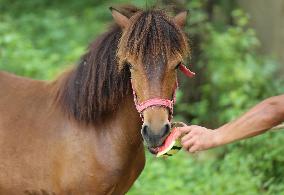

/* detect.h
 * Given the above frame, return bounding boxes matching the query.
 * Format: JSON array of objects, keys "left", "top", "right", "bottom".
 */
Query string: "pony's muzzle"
[
  {"left": 140, "top": 107, "right": 171, "bottom": 149},
  {"left": 141, "top": 122, "right": 170, "bottom": 148}
]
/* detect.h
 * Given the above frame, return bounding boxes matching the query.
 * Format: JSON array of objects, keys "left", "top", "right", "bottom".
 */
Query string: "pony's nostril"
[
  {"left": 161, "top": 123, "right": 170, "bottom": 137},
  {"left": 142, "top": 125, "right": 149, "bottom": 136}
]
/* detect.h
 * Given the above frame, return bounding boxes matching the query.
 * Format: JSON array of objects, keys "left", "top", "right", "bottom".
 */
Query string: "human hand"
[{"left": 175, "top": 125, "right": 219, "bottom": 153}]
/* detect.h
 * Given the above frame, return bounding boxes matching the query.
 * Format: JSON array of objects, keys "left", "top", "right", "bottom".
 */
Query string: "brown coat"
[{"left": 0, "top": 71, "right": 144, "bottom": 195}]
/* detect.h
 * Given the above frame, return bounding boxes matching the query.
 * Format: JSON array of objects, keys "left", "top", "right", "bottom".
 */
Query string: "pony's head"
[{"left": 111, "top": 7, "right": 189, "bottom": 150}]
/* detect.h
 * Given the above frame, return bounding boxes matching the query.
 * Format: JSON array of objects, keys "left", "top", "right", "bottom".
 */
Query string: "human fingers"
[
  {"left": 182, "top": 138, "right": 196, "bottom": 152},
  {"left": 181, "top": 131, "right": 194, "bottom": 143},
  {"left": 173, "top": 126, "right": 193, "bottom": 140},
  {"left": 189, "top": 145, "right": 199, "bottom": 153},
  {"left": 176, "top": 126, "right": 193, "bottom": 134}
]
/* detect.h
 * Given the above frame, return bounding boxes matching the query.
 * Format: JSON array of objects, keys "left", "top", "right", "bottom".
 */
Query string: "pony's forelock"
[{"left": 117, "top": 9, "right": 189, "bottom": 70}]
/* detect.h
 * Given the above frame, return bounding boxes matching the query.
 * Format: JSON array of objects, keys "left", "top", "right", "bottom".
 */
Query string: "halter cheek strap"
[{"left": 132, "top": 63, "right": 195, "bottom": 120}]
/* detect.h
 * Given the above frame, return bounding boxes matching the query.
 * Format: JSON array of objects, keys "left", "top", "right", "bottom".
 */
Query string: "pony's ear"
[
  {"left": 173, "top": 11, "right": 188, "bottom": 28},
  {"left": 110, "top": 7, "right": 130, "bottom": 29}
]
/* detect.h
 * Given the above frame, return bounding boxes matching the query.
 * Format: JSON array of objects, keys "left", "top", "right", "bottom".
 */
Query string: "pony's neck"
[{"left": 57, "top": 25, "right": 132, "bottom": 125}]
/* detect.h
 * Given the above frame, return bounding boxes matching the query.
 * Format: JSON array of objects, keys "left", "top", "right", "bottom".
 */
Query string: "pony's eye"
[
  {"left": 126, "top": 63, "right": 133, "bottom": 69},
  {"left": 175, "top": 63, "right": 181, "bottom": 70}
]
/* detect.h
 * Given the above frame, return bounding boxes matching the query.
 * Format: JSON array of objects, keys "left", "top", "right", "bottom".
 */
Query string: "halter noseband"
[{"left": 131, "top": 63, "right": 195, "bottom": 120}]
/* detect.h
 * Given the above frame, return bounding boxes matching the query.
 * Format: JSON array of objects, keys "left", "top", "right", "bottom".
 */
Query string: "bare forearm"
[{"left": 215, "top": 95, "right": 284, "bottom": 146}]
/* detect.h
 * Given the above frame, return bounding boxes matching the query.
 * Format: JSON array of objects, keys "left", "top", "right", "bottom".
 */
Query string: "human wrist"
[{"left": 212, "top": 128, "right": 225, "bottom": 148}]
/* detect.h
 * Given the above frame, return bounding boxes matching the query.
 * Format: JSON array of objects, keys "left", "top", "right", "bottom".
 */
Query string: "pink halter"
[{"left": 132, "top": 63, "right": 195, "bottom": 120}]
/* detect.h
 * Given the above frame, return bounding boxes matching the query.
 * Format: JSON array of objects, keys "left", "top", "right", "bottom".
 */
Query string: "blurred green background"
[{"left": 1, "top": 0, "right": 284, "bottom": 194}]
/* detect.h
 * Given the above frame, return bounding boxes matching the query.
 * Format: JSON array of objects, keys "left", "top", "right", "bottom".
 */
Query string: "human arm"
[{"left": 177, "top": 94, "right": 284, "bottom": 152}]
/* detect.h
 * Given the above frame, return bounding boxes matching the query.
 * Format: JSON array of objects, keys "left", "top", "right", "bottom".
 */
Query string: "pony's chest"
[
  {"left": 0, "top": 119, "right": 145, "bottom": 194},
  {"left": 4, "top": 144, "right": 144, "bottom": 195},
  {"left": 51, "top": 138, "right": 145, "bottom": 194}
]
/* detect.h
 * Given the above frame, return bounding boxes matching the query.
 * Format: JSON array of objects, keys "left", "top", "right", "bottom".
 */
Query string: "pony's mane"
[{"left": 57, "top": 5, "right": 189, "bottom": 124}]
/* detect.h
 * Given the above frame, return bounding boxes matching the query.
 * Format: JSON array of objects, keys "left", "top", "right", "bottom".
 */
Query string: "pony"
[{"left": 0, "top": 5, "right": 190, "bottom": 195}]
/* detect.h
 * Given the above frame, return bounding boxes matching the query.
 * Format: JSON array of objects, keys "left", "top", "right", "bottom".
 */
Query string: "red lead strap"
[{"left": 179, "top": 63, "right": 195, "bottom": 78}]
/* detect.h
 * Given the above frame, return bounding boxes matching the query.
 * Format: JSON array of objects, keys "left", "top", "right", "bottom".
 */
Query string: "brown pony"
[{"left": 0, "top": 5, "right": 189, "bottom": 195}]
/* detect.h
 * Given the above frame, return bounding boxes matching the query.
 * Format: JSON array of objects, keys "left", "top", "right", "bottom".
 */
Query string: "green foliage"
[
  {"left": 195, "top": 9, "right": 283, "bottom": 124},
  {"left": 177, "top": 7, "right": 283, "bottom": 126},
  {"left": 0, "top": 0, "right": 283, "bottom": 194},
  {"left": 0, "top": 0, "right": 115, "bottom": 79}
]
